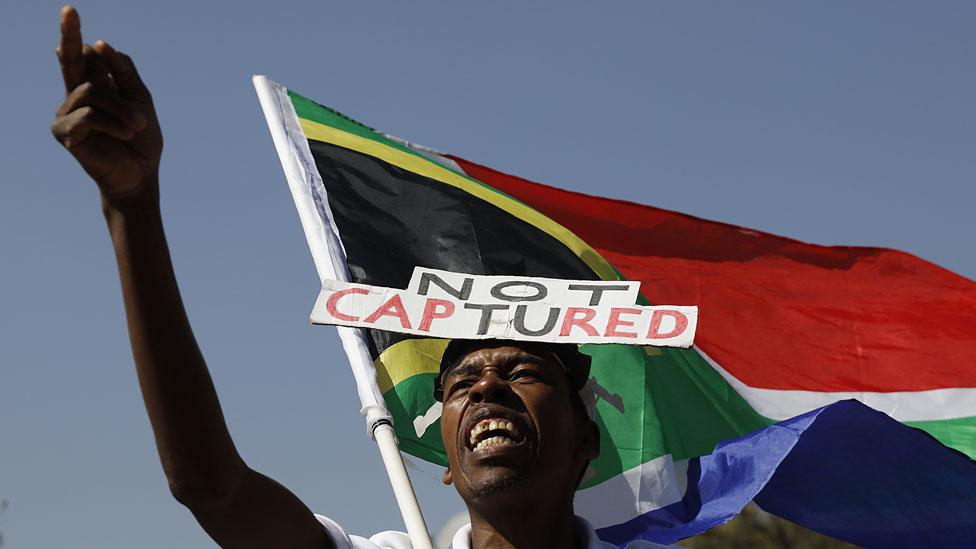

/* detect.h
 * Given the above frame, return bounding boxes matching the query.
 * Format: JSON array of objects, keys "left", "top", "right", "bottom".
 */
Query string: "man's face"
[{"left": 439, "top": 343, "right": 598, "bottom": 503}]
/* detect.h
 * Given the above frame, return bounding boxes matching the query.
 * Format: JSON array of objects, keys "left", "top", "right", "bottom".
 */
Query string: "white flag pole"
[{"left": 252, "top": 75, "right": 432, "bottom": 549}]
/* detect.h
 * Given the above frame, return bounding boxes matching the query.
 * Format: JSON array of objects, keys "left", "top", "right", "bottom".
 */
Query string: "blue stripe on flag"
[
  {"left": 596, "top": 400, "right": 976, "bottom": 548},
  {"left": 755, "top": 400, "right": 976, "bottom": 548}
]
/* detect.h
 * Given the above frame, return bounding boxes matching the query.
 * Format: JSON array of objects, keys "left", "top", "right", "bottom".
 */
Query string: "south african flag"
[{"left": 254, "top": 76, "right": 976, "bottom": 547}]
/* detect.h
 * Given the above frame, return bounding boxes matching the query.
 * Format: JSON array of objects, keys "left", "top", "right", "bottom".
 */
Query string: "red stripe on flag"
[{"left": 450, "top": 155, "right": 976, "bottom": 392}]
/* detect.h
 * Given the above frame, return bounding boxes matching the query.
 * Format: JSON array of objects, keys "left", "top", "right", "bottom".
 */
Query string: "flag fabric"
[
  {"left": 255, "top": 78, "right": 976, "bottom": 547},
  {"left": 452, "top": 154, "right": 976, "bottom": 455},
  {"left": 605, "top": 399, "right": 976, "bottom": 547}
]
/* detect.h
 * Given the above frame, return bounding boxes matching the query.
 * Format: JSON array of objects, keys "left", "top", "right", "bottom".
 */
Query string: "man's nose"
[{"left": 468, "top": 370, "right": 511, "bottom": 404}]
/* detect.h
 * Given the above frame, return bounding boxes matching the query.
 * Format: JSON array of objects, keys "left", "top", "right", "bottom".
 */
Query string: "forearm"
[
  {"left": 55, "top": 12, "right": 331, "bottom": 544},
  {"left": 102, "top": 181, "right": 245, "bottom": 505},
  {"left": 103, "top": 184, "right": 331, "bottom": 547}
]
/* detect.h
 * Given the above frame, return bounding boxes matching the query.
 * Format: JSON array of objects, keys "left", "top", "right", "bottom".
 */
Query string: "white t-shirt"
[{"left": 315, "top": 514, "right": 672, "bottom": 549}]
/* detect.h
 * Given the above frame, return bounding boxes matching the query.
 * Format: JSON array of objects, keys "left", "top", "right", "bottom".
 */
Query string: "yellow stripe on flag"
[{"left": 374, "top": 338, "right": 449, "bottom": 394}]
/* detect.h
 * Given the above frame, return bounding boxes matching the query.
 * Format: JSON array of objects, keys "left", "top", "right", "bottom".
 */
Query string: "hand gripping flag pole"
[{"left": 253, "top": 75, "right": 433, "bottom": 549}]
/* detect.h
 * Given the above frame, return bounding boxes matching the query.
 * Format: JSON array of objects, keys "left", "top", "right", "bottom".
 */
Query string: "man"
[{"left": 51, "top": 6, "right": 667, "bottom": 548}]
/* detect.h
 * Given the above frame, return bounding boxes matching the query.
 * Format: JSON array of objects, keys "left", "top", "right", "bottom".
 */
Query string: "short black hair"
[{"left": 433, "top": 339, "right": 591, "bottom": 403}]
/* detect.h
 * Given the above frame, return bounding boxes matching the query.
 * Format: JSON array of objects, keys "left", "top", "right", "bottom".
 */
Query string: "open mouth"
[{"left": 467, "top": 416, "right": 526, "bottom": 453}]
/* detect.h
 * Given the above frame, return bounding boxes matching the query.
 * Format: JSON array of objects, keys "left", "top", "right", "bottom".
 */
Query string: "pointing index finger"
[{"left": 58, "top": 5, "right": 85, "bottom": 92}]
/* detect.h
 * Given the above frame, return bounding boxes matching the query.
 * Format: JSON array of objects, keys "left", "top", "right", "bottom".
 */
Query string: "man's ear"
[
  {"left": 580, "top": 419, "right": 600, "bottom": 460},
  {"left": 442, "top": 466, "right": 454, "bottom": 486}
]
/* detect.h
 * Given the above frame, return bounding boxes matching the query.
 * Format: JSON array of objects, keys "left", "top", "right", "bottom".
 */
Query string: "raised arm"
[{"left": 51, "top": 7, "right": 331, "bottom": 547}]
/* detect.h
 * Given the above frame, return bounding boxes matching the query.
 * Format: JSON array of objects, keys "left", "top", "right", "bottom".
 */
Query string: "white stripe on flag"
[
  {"left": 252, "top": 76, "right": 389, "bottom": 423},
  {"left": 698, "top": 346, "right": 976, "bottom": 422},
  {"left": 380, "top": 132, "right": 466, "bottom": 174},
  {"left": 575, "top": 455, "right": 689, "bottom": 529}
]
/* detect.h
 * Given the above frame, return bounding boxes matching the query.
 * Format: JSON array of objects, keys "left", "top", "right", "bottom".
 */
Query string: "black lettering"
[
  {"left": 490, "top": 281, "right": 548, "bottom": 302},
  {"left": 418, "top": 271, "right": 473, "bottom": 301},
  {"left": 463, "top": 303, "right": 510, "bottom": 335},
  {"left": 568, "top": 283, "right": 630, "bottom": 306},
  {"left": 513, "top": 305, "right": 560, "bottom": 337}
]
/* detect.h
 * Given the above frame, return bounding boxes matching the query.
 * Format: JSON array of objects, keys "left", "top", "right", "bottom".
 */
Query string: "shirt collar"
[{"left": 450, "top": 515, "right": 602, "bottom": 549}]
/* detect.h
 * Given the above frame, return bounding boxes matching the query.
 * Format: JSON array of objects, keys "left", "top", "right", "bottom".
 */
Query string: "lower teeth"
[{"left": 475, "top": 436, "right": 514, "bottom": 452}]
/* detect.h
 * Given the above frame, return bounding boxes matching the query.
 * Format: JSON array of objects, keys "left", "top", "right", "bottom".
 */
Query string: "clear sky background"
[{"left": 2, "top": 1, "right": 974, "bottom": 547}]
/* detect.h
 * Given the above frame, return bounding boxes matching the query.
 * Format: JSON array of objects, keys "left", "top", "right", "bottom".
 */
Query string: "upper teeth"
[{"left": 469, "top": 418, "right": 519, "bottom": 451}]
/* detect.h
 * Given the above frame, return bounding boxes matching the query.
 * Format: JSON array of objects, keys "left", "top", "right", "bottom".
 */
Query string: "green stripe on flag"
[
  {"left": 382, "top": 373, "right": 447, "bottom": 466},
  {"left": 650, "top": 347, "right": 772, "bottom": 461},
  {"left": 289, "top": 91, "right": 438, "bottom": 169},
  {"left": 906, "top": 416, "right": 976, "bottom": 459}
]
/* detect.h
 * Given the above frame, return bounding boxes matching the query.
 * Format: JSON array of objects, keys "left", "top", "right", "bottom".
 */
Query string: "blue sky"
[{"left": 1, "top": 1, "right": 973, "bottom": 547}]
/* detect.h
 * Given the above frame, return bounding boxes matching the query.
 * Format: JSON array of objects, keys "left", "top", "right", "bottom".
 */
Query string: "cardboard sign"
[{"left": 310, "top": 267, "right": 698, "bottom": 347}]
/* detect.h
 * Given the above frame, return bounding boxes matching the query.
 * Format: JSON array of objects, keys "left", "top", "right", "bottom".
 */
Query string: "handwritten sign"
[{"left": 310, "top": 267, "right": 698, "bottom": 347}]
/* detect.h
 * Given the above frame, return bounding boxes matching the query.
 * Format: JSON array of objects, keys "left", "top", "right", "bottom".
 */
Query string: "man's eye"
[
  {"left": 511, "top": 370, "right": 544, "bottom": 382},
  {"left": 448, "top": 380, "right": 473, "bottom": 396}
]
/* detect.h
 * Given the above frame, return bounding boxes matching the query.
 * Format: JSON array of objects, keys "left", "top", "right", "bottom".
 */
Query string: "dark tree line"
[{"left": 681, "top": 504, "right": 858, "bottom": 549}]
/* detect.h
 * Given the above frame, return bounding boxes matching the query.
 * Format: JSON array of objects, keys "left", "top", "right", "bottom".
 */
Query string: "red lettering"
[
  {"left": 419, "top": 298, "right": 455, "bottom": 332},
  {"left": 559, "top": 307, "right": 599, "bottom": 336},
  {"left": 647, "top": 310, "right": 688, "bottom": 339},
  {"left": 364, "top": 294, "right": 413, "bottom": 329},
  {"left": 326, "top": 287, "right": 369, "bottom": 321},
  {"left": 605, "top": 307, "right": 641, "bottom": 338}
]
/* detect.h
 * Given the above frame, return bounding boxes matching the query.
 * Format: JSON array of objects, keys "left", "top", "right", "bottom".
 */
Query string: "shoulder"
[{"left": 315, "top": 515, "right": 414, "bottom": 549}]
